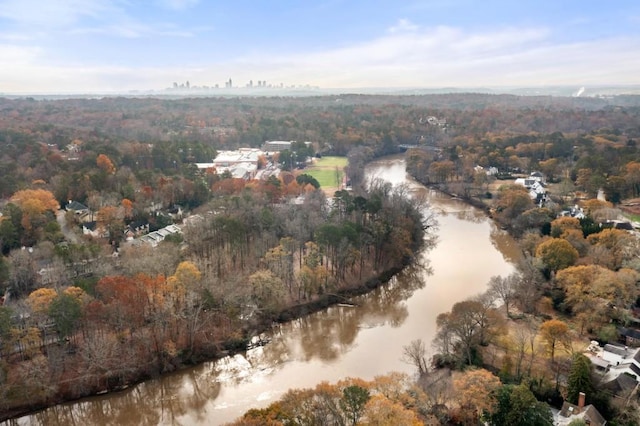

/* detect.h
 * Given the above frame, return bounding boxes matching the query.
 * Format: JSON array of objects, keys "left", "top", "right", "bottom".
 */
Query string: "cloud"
[
  {"left": 227, "top": 22, "right": 553, "bottom": 86},
  {"left": 220, "top": 20, "right": 639, "bottom": 88},
  {"left": 159, "top": 0, "right": 200, "bottom": 11},
  {"left": 0, "top": 44, "right": 40, "bottom": 65},
  {"left": 68, "top": 22, "right": 196, "bottom": 39},
  {"left": 0, "top": 0, "right": 112, "bottom": 27},
  {"left": 388, "top": 19, "right": 419, "bottom": 34},
  {"left": 1, "top": 19, "right": 640, "bottom": 93},
  {"left": 0, "top": 0, "right": 198, "bottom": 40}
]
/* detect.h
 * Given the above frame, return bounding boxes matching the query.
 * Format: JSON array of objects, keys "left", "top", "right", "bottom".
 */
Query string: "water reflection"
[
  {"left": 11, "top": 156, "right": 517, "bottom": 426},
  {"left": 24, "top": 365, "right": 226, "bottom": 426},
  {"left": 489, "top": 223, "right": 523, "bottom": 265}
]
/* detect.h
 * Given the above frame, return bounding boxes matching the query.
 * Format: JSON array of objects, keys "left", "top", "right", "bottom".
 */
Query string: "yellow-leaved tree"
[
  {"left": 452, "top": 368, "right": 501, "bottom": 424},
  {"left": 10, "top": 189, "right": 60, "bottom": 242}
]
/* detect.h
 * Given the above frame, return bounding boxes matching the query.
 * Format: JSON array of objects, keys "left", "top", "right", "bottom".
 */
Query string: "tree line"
[{"left": 0, "top": 167, "right": 428, "bottom": 421}]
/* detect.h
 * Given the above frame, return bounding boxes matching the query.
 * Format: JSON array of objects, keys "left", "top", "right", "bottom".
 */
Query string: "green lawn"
[
  {"left": 303, "top": 156, "right": 347, "bottom": 188},
  {"left": 312, "top": 156, "right": 348, "bottom": 168},
  {"left": 305, "top": 169, "right": 343, "bottom": 188}
]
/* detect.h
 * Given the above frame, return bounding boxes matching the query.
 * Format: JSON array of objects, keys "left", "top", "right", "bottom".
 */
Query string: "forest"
[{"left": 1, "top": 93, "right": 640, "bottom": 423}]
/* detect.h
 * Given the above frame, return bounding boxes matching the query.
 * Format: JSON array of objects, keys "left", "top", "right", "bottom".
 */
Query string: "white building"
[
  {"left": 195, "top": 148, "right": 262, "bottom": 179},
  {"left": 515, "top": 172, "right": 546, "bottom": 200},
  {"left": 586, "top": 342, "right": 640, "bottom": 384},
  {"left": 262, "top": 140, "right": 313, "bottom": 153}
]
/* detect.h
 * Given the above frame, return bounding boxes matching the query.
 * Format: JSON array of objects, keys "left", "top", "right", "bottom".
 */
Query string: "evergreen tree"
[
  {"left": 487, "top": 384, "right": 554, "bottom": 426},
  {"left": 567, "top": 353, "right": 594, "bottom": 405}
]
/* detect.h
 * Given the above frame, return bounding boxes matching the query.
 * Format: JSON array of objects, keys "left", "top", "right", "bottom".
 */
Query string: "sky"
[{"left": 1, "top": 0, "right": 639, "bottom": 94}]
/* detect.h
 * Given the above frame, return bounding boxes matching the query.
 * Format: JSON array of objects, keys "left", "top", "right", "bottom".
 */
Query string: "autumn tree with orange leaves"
[
  {"left": 96, "top": 154, "right": 116, "bottom": 174},
  {"left": 10, "top": 188, "right": 59, "bottom": 244}
]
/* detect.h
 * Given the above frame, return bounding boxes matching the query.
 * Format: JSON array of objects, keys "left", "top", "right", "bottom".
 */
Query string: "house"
[
  {"left": 530, "top": 171, "right": 545, "bottom": 181},
  {"left": 587, "top": 343, "right": 640, "bottom": 389},
  {"left": 556, "top": 393, "right": 606, "bottom": 426},
  {"left": 601, "top": 372, "right": 638, "bottom": 399},
  {"left": 136, "top": 224, "right": 182, "bottom": 247},
  {"left": 515, "top": 171, "right": 545, "bottom": 187},
  {"left": 125, "top": 220, "right": 150, "bottom": 241},
  {"left": 66, "top": 200, "right": 90, "bottom": 219},
  {"left": 618, "top": 326, "right": 640, "bottom": 347},
  {"left": 528, "top": 181, "right": 546, "bottom": 201},
  {"left": 560, "top": 205, "right": 586, "bottom": 220},
  {"left": 167, "top": 205, "right": 184, "bottom": 220},
  {"left": 602, "top": 220, "right": 634, "bottom": 231},
  {"left": 514, "top": 172, "right": 547, "bottom": 201},
  {"left": 473, "top": 165, "right": 499, "bottom": 176},
  {"left": 82, "top": 221, "right": 105, "bottom": 238}
]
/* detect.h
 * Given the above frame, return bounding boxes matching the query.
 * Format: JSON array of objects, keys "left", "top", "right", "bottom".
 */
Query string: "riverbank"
[
  {"left": 10, "top": 155, "right": 522, "bottom": 425},
  {"left": 0, "top": 262, "right": 416, "bottom": 423},
  {"left": 2, "top": 183, "right": 426, "bottom": 425}
]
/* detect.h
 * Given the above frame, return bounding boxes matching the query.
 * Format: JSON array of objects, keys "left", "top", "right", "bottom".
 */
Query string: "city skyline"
[{"left": 1, "top": 0, "right": 639, "bottom": 94}]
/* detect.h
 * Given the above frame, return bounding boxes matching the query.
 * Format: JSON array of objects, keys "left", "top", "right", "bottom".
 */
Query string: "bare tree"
[
  {"left": 7, "top": 248, "right": 39, "bottom": 297},
  {"left": 513, "top": 255, "right": 545, "bottom": 314},
  {"left": 512, "top": 320, "right": 537, "bottom": 381},
  {"left": 488, "top": 273, "right": 518, "bottom": 317},
  {"left": 402, "top": 339, "right": 429, "bottom": 374},
  {"left": 417, "top": 368, "right": 454, "bottom": 422}
]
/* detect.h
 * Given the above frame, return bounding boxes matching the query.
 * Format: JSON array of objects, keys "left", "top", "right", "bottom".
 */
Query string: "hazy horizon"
[
  {"left": 1, "top": 1, "right": 639, "bottom": 94},
  {"left": 4, "top": 84, "right": 640, "bottom": 99}
]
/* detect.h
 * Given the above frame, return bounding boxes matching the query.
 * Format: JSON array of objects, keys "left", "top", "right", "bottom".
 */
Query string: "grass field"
[{"left": 304, "top": 156, "right": 348, "bottom": 189}]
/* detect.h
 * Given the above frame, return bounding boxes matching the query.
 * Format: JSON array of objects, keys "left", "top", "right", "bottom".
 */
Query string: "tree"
[
  {"left": 48, "top": 293, "right": 82, "bottom": 342},
  {"left": 401, "top": 339, "right": 429, "bottom": 374},
  {"left": 121, "top": 198, "right": 133, "bottom": 219},
  {"left": 488, "top": 384, "right": 554, "bottom": 426},
  {"left": 0, "top": 256, "right": 9, "bottom": 293},
  {"left": 556, "top": 265, "right": 637, "bottom": 334},
  {"left": 453, "top": 368, "right": 501, "bottom": 424},
  {"left": 10, "top": 189, "right": 59, "bottom": 244},
  {"left": 436, "top": 298, "right": 504, "bottom": 366},
  {"left": 494, "top": 185, "right": 534, "bottom": 225},
  {"left": 340, "top": 385, "right": 370, "bottom": 426},
  {"left": 513, "top": 255, "right": 545, "bottom": 314},
  {"left": 566, "top": 353, "right": 594, "bottom": 405},
  {"left": 0, "top": 306, "right": 12, "bottom": 342},
  {"left": 586, "top": 228, "right": 635, "bottom": 270},
  {"left": 248, "top": 269, "right": 286, "bottom": 316},
  {"left": 296, "top": 174, "right": 320, "bottom": 189},
  {"left": 513, "top": 208, "right": 555, "bottom": 237},
  {"left": 550, "top": 216, "right": 582, "bottom": 238},
  {"left": 0, "top": 203, "right": 23, "bottom": 254},
  {"left": 96, "top": 153, "right": 116, "bottom": 174},
  {"left": 488, "top": 274, "right": 517, "bottom": 317},
  {"left": 10, "top": 189, "right": 59, "bottom": 214},
  {"left": 539, "top": 319, "right": 570, "bottom": 361},
  {"left": 361, "top": 394, "right": 422, "bottom": 426},
  {"left": 169, "top": 261, "right": 201, "bottom": 289},
  {"left": 510, "top": 320, "right": 537, "bottom": 380},
  {"left": 7, "top": 248, "right": 39, "bottom": 296},
  {"left": 535, "top": 238, "right": 579, "bottom": 272},
  {"left": 27, "top": 287, "right": 58, "bottom": 317}
]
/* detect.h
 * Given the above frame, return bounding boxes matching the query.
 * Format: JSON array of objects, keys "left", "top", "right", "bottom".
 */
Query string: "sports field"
[{"left": 303, "top": 156, "right": 348, "bottom": 189}]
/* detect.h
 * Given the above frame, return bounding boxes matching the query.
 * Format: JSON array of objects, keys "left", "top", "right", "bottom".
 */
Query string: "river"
[{"left": 12, "top": 156, "right": 520, "bottom": 425}]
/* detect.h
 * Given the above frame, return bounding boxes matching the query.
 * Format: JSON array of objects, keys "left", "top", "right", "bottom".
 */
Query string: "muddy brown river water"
[{"left": 12, "top": 156, "right": 520, "bottom": 425}]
